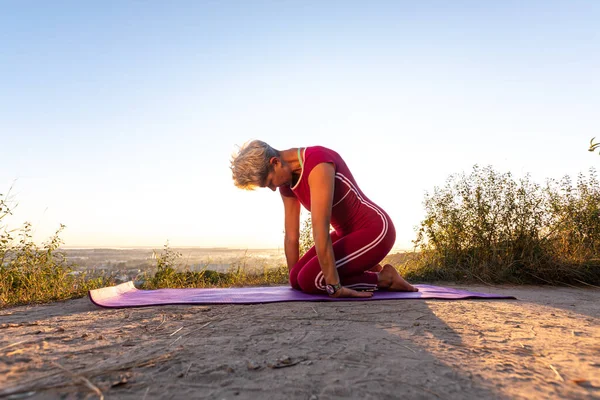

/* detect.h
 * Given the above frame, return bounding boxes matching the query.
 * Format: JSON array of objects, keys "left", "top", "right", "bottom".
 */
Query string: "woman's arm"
[
  {"left": 307, "top": 163, "right": 339, "bottom": 285},
  {"left": 308, "top": 163, "right": 373, "bottom": 298},
  {"left": 281, "top": 192, "right": 301, "bottom": 272}
]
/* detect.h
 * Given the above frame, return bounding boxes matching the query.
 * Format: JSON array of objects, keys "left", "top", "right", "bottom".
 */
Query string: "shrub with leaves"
[
  {"left": 299, "top": 214, "right": 314, "bottom": 257},
  {"left": 413, "top": 165, "right": 600, "bottom": 284},
  {"left": 0, "top": 192, "right": 114, "bottom": 307},
  {"left": 546, "top": 169, "right": 600, "bottom": 262}
]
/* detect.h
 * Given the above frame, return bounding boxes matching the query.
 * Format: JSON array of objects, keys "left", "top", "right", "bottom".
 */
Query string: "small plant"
[
  {"left": 0, "top": 191, "right": 114, "bottom": 308},
  {"left": 298, "top": 212, "right": 339, "bottom": 257},
  {"left": 299, "top": 213, "right": 314, "bottom": 257}
]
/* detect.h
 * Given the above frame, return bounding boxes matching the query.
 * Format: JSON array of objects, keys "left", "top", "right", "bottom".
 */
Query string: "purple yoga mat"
[{"left": 88, "top": 281, "right": 516, "bottom": 308}]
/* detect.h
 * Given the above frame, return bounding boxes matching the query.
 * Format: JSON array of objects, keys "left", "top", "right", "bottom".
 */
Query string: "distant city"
[
  {"left": 60, "top": 246, "right": 411, "bottom": 278},
  {"left": 61, "top": 247, "right": 287, "bottom": 273}
]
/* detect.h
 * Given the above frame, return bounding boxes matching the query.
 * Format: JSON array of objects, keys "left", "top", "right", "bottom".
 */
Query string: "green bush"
[
  {"left": 0, "top": 192, "right": 114, "bottom": 307},
  {"left": 546, "top": 170, "right": 600, "bottom": 263},
  {"left": 299, "top": 215, "right": 314, "bottom": 257},
  {"left": 412, "top": 165, "right": 600, "bottom": 284}
]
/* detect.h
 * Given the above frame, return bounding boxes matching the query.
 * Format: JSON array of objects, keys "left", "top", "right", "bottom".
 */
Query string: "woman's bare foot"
[
  {"left": 368, "top": 263, "right": 383, "bottom": 272},
  {"left": 377, "top": 264, "right": 418, "bottom": 292}
]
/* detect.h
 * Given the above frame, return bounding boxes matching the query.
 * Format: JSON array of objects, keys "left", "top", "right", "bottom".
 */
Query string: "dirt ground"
[{"left": 1, "top": 283, "right": 599, "bottom": 400}]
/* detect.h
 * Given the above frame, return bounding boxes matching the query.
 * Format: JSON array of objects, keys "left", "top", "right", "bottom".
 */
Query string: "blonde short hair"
[{"left": 230, "top": 140, "right": 279, "bottom": 189}]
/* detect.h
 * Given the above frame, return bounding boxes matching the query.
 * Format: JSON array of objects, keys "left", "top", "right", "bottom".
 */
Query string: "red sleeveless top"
[{"left": 279, "top": 146, "right": 389, "bottom": 234}]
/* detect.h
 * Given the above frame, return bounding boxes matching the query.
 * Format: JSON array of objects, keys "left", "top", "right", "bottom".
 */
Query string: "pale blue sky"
[{"left": 1, "top": 1, "right": 598, "bottom": 250}]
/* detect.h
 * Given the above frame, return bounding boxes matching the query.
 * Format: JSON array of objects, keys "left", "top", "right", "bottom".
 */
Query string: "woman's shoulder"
[{"left": 305, "top": 145, "right": 341, "bottom": 159}]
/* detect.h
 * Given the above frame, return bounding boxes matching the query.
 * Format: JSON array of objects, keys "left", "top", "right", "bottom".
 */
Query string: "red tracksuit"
[{"left": 279, "top": 146, "right": 396, "bottom": 294}]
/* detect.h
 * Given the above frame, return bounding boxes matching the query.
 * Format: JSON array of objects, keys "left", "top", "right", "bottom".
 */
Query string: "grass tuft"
[{"left": 0, "top": 194, "right": 116, "bottom": 307}]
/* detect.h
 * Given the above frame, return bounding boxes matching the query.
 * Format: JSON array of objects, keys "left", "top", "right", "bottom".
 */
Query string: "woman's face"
[{"left": 261, "top": 158, "right": 291, "bottom": 191}]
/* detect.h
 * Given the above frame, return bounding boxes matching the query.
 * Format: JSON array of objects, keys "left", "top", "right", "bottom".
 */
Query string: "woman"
[{"left": 230, "top": 140, "right": 418, "bottom": 298}]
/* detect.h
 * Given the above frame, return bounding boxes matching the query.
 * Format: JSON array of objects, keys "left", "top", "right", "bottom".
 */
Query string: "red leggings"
[{"left": 289, "top": 218, "right": 396, "bottom": 294}]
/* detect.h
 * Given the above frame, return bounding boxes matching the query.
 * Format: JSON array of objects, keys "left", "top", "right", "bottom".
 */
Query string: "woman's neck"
[{"left": 280, "top": 148, "right": 303, "bottom": 175}]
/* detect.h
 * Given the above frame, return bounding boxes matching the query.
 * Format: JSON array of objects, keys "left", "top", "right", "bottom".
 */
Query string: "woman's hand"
[{"left": 329, "top": 286, "right": 373, "bottom": 298}]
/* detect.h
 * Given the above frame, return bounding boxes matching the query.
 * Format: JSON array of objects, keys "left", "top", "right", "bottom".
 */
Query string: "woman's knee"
[
  {"left": 296, "top": 271, "right": 324, "bottom": 294},
  {"left": 289, "top": 274, "right": 301, "bottom": 290},
  {"left": 288, "top": 267, "right": 301, "bottom": 290},
  {"left": 298, "top": 281, "right": 322, "bottom": 294}
]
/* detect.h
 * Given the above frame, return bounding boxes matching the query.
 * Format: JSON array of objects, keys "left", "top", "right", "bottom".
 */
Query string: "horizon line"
[{"left": 59, "top": 245, "right": 415, "bottom": 252}]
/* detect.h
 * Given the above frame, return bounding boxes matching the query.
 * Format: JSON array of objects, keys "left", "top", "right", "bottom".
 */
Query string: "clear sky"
[{"left": 1, "top": 1, "right": 598, "bottom": 250}]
